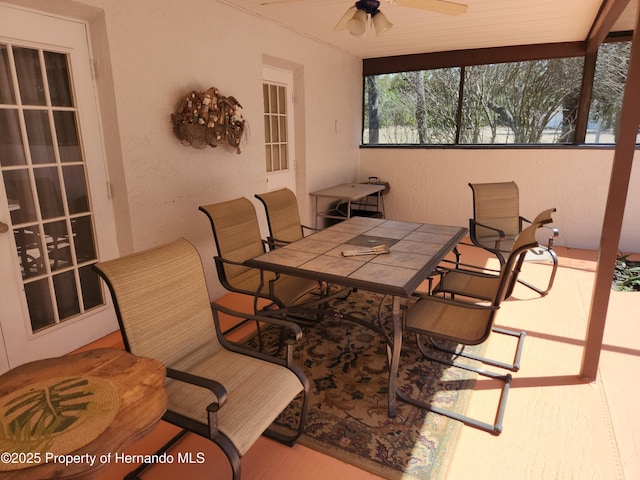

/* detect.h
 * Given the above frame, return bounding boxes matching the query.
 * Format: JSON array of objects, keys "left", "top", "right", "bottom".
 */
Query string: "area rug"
[{"left": 247, "top": 290, "right": 483, "bottom": 480}]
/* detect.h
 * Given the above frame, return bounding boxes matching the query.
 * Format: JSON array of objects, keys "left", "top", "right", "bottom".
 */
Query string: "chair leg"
[
  {"left": 503, "top": 246, "right": 558, "bottom": 298},
  {"left": 398, "top": 335, "right": 512, "bottom": 435},
  {"left": 427, "top": 327, "right": 526, "bottom": 372},
  {"left": 213, "top": 432, "right": 242, "bottom": 480},
  {"left": 516, "top": 247, "right": 558, "bottom": 296},
  {"left": 264, "top": 381, "right": 309, "bottom": 447}
]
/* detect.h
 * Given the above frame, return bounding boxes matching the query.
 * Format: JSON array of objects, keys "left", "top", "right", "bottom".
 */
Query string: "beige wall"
[{"left": 358, "top": 148, "right": 640, "bottom": 252}]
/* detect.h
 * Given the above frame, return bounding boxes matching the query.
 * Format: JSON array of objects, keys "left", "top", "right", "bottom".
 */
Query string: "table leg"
[
  {"left": 387, "top": 295, "right": 401, "bottom": 417},
  {"left": 314, "top": 196, "right": 319, "bottom": 229}
]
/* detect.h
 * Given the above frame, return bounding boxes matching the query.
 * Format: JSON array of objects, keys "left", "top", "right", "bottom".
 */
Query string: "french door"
[{"left": 0, "top": 5, "right": 118, "bottom": 372}]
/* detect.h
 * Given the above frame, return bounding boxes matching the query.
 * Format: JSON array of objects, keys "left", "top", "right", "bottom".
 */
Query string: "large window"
[{"left": 363, "top": 40, "right": 637, "bottom": 146}]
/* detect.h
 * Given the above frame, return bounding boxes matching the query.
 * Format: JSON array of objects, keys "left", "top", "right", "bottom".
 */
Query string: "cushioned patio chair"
[
  {"left": 255, "top": 188, "right": 318, "bottom": 248},
  {"left": 399, "top": 220, "right": 542, "bottom": 435},
  {"left": 94, "top": 239, "right": 308, "bottom": 480},
  {"left": 199, "top": 197, "right": 320, "bottom": 318},
  {"left": 468, "top": 181, "right": 559, "bottom": 296}
]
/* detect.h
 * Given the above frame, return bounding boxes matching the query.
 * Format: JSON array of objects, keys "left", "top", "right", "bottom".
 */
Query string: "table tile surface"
[{"left": 248, "top": 217, "right": 467, "bottom": 297}]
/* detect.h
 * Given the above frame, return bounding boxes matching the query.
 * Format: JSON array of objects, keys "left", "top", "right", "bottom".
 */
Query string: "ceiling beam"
[
  {"left": 363, "top": 42, "right": 586, "bottom": 76},
  {"left": 587, "top": 0, "right": 632, "bottom": 53},
  {"left": 581, "top": 5, "right": 640, "bottom": 379}
]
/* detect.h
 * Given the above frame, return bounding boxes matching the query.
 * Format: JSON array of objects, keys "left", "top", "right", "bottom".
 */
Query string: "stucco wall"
[{"left": 358, "top": 148, "right": 640, "bottom": 252}]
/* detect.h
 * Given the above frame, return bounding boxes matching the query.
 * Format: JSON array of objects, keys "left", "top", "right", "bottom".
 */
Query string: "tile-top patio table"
[
  {"left": 309, "top": 182, "right": 387, "bottom": 228},
  {"left": 246, "top": 216, "right": 468, "bottom": 417}
]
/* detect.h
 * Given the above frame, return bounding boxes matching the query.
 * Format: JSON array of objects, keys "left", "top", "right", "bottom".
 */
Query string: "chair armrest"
[
  {"left": 215, "top": 255, "right": 280, "bottom": 283},
  {"left": 166, "top": 367, "right": 228, "bottom": 409},
  {"left": 470, "top": 219, "right": 506, "bottom": 238},
  {"left": 469, "top": 219, "right": 508, "bottom": 252},
  {"left": 210, "top": 302, "right": 303, "bottom": 366},
  {"left": 214, "top": 255, "right": 248, "bottom": 268},
  {"left": 165, "top": 367, "right": 229, "bottom": 438},
  {"left": 541, "top": 224, "right": 559, "bottom": 249},
  {"left": 267, "top": 236, "right": 293, "bottom": 249},
  {"left": 409, "top": 293, "right": 499, "bottom": 310},
  {"left": 519, "top": 217, "right": 559, "bottom": 249},
  {"left": 436, "top": 262, "right": 501, "bottom": 277},
  {"left": 301, "top": 224, "right": 320, "bottom": 235}
]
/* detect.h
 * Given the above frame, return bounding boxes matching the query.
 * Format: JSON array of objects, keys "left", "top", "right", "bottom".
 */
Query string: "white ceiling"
[{"left": 219, "top": 0, "right": 639, "bottom": 59}]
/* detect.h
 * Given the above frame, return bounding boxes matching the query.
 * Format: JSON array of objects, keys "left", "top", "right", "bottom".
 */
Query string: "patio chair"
[
  {"left": 441, "top": 207, "right": 558, "bottom": 304},
  {"left": 255, "top": 188, "right": 318, "bottom": 248},
  {"left": 399, "top": 220, "right": 541, "bottom": 435},
  {"left": 199, "top": 197, "right": 320, "bottom": 318},
  {"left": 426, "top": 208, "right": 555, "bottom": 373},
  {"left": 94, "top": 239, "right": 309, "bottom": 480},
  {"left": 468, "top": 181, "right": 559, "bottom": 296}
]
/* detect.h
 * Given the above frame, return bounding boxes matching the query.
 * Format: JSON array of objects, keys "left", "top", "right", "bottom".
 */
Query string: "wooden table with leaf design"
[{"left": 0, "top": 348, "right": 166, "bottom": 479}]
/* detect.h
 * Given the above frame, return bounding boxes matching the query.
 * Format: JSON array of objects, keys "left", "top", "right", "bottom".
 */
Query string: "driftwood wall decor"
[{"left": 171, "top": 87, "right": 246, "bottom": 153}]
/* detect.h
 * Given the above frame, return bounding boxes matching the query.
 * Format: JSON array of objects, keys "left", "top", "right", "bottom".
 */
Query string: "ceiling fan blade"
[
  {"left": 391, "top": 0, "right": 467, "bottom": 15},
  {"left": 334, "top": 5, "right": 358, "bottom": 31}
]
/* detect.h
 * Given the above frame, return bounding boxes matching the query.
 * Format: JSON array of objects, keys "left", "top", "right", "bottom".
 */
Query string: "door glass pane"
[
  {"left": 24, "top": 110, "right": 55, "bottom": 164},
  {"left": 44, "top": 51, "right": 73, "bottom": 107},
  {"left": 272, "top": 143, "right": 280, "bottom": 170},
  {"left": 53, "top": 270, "right": 80, "bottom": 320},
  {"left": 34, "top": 168, "right": 65, "bottom": 219},
  {"left": 265, "top": 145, "right": 272, "bottom": 172},
  {"left": 3, "top": 169, "right": 36, "bottom": 224},
  {"left": 0, "top": 45, "right": 16, "bottom": 104},
  {"left": 263, "top": 84, "right": 270, "bottom": 113},
  {"left": 62, "top": 165, "right": 89, "bottom": 214},
  {"left": 24, "top": 278, "right": 55, "bottom": 332},
  {"left": 13, "top": 47, "right": 46, "bottom": 106},
  {"left": 264, "top": 115, "right": 271, "bottom": 142},
  {"left": 279, "top": 116, "right": 287, "bottom": 142},
  {"left": 79, "top": 265, "right": 103, "bottom": 310},
  {"left": 53, "top": 111, "right": 81, "bottom": 162},
  {"left": 0, "top": 109, "right": 27, "bottom": 167},
  {"left": 14, "top": 227, "right": 45, "bottom": 279},
  {"left": 270, "top": 85, "right": 278, "bottom": 112},
  {"left": 72, "top": 215, "right": 96, "bottom": 263},
  {"left": 278, "top": 86, "right": 286, "bottom": 113},
  {"left": 44, "top": 219, "right": 71, "bottom": 271}
]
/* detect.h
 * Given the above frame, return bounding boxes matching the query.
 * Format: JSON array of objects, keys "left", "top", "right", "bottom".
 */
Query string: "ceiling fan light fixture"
[
  {"left": 372, "top": 10, "right": 392, "bottom": 35},
  {"left": 334, "top": 5, "right": 358, "bottom": 31},
  {"left": 347, "top": 8, "right": 367, "bottom": 36}
]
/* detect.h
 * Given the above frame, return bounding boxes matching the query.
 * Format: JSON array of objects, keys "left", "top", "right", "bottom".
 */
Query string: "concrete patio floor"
[{"left": 89, "top": 244, "right": 639, "bottom": 480}]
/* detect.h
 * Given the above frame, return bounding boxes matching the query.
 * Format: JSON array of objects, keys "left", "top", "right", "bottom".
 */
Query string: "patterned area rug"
[{"left": 248, "top": 290, "right": 482, "bottom": 480}]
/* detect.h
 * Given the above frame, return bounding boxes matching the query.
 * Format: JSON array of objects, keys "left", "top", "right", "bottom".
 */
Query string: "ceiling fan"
[
  {"left": 334, "top": 0, "right": 468, "bottom": 36},
  {"left": 259, "top": 0, "right": 468, "bottom": 37}
]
